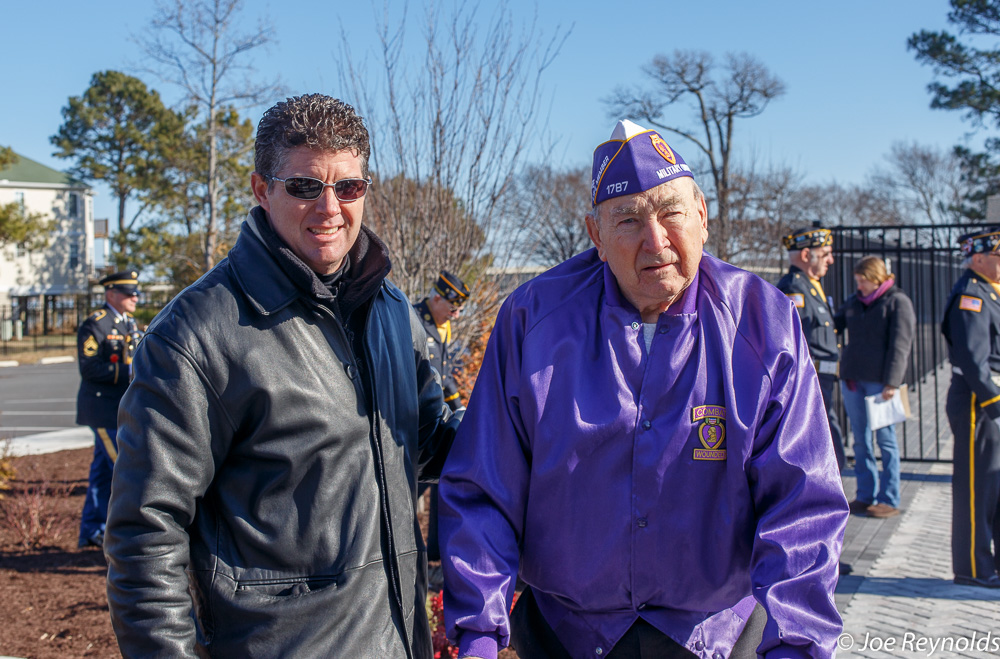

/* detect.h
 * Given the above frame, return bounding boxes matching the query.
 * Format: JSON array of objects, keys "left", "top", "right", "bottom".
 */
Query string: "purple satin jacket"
[{"left": 439, "top": 249, "right": 848, "bottom": 659}]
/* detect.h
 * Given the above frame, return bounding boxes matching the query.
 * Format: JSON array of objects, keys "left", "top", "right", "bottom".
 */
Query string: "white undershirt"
[{"left": 643, "top": 322, "right": 657, "bottom": 353}]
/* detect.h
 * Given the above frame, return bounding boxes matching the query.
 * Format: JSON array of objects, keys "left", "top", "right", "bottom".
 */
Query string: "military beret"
[
  {"left": 99, "top": 270, "right": 140, "bottom": 294},
  {"left": 958, "top": 227, "right": 1000, "bottom": 257},
  {"left": 782, "top": 227, "right": 833, "bottom": 251},
  {"left": 434, "top": 270, "right": 470, "bottom": 305},
  {"left": 591, "top": 119, "right": 694, "bottom": 207}
]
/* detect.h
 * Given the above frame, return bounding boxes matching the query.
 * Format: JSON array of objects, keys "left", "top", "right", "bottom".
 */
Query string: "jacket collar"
[{"left": 229, "top": 206, "right": 393, "bottom": 316}]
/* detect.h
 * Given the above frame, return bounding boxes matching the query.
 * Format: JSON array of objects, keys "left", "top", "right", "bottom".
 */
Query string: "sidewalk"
[
  {"left": 837, "top": 463, "right": 1000, "bottom": 657},
  {"left": 5, "top": 426, "right": 92, "bottom": 457}
]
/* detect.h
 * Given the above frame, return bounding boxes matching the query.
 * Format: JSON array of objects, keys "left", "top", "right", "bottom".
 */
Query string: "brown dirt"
[
  {"left": 0, "top": 448, "right": 117, "bottom": 658},
  {"left": 0, "top": 449, "right": 518, "bottom": 658}
]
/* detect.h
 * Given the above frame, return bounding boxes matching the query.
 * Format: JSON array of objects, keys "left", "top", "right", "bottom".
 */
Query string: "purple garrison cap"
[{"left": 591, "top": 119, "right": 693, "bottom": 207}]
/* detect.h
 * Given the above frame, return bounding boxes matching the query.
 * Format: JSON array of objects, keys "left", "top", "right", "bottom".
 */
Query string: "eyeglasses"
[{"left": 268, "top": 175, "right": 372, "bottom": 202}]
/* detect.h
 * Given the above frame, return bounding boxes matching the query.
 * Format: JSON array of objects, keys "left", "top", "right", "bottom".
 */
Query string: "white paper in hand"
[{"left": 864, "top": 384, "right": 910, "bottom": 431}]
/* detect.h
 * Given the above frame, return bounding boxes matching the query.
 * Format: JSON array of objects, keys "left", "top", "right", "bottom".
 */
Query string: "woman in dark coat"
[{"left": 835, "top": 255, "right": 916, "bottom": 519}]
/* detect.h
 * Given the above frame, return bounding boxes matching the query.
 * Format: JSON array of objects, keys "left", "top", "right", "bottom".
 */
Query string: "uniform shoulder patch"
[
  {"left": 90, "top": 309, "right": 107, "bottom": 321},
  {"left": 786, "top": 293, "right": 805, "bottom": 308},
  {"left": 82, "top": 335, "right": 99, "bottom": 357},
  {"left": 959, "top": 295, "right": 983, "bottom": 312}
]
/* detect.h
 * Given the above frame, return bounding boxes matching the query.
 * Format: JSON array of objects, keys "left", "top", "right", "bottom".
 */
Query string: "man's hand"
[{"left": 881, "top": 385, "right": 897, "bottom": 401}]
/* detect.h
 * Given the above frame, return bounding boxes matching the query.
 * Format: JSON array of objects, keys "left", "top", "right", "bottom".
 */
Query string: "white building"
[{"left": 0, "top": 151, "right": 95, "bottom": 309}]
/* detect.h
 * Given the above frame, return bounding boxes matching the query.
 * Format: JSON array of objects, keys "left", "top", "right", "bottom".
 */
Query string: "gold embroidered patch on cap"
[{"left": 651, "top": 134, "right": 676, "bottom": 165}]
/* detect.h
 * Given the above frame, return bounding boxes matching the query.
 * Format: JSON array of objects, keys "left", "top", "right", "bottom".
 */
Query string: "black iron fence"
[
  {"left": 0, "top": 298, "right": 163, "bottom": 357},
  {"left": 830, "top": 223, "right": 992, "bottom": 462}
]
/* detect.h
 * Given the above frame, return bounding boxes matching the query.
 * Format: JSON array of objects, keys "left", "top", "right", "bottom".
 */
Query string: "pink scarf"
[{"left": 858, "top": 276, "right": 894, "bottom": 306}]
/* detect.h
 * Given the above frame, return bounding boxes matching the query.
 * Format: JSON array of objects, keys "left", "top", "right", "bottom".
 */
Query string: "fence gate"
[{"left": 829, "top": 223, "right": 994, "bottom": 462}]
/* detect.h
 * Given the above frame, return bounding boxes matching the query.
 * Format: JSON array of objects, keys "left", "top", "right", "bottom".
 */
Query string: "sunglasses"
[{"left": 268, "top": 175, "right": 372, "bottom": 202}]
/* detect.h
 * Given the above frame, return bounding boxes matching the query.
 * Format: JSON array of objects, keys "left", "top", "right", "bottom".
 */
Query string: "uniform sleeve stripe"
[{"left": 979, "top": 393, "right": 1000, "bottom": 408}]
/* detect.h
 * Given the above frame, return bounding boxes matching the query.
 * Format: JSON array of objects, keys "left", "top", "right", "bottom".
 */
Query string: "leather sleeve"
[
  {"left": 409, "top": 305, "right": 461, "bottom": 482},
  {"left": 105, "top": 331, "right": 234, "bottom": 657}
]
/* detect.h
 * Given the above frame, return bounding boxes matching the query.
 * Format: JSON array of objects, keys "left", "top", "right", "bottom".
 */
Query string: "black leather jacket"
[{"left": 105, "top": 210, "right": 459, "bottom": 658}]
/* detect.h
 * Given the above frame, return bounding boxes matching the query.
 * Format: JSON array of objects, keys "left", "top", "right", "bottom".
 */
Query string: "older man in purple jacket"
[{"left": 438, "top": 120, "right": 849, "bottom": 659}]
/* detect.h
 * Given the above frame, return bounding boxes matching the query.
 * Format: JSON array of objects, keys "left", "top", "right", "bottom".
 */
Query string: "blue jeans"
[{"left": 841, "top": 380, "right": 900, "bottom": 507}]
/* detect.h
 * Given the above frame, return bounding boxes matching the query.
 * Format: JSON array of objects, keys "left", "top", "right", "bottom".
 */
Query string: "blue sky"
[{"left": 0, "top": 1, "right": 981, "bottom": 225}]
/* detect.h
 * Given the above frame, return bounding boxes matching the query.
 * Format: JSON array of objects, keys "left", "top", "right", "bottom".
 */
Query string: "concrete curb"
[
  {"left": 0, "top": 360, "right": 18, "bottom": 368},
  {"left": 6, "top": 427, "right": 93, "bottom": 457},
  {"left": 39, "top": 356, "right": 75, "bottom": 365}
]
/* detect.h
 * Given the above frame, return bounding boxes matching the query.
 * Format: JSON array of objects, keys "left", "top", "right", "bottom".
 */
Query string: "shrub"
[
  {"left": 0, "top": 479, "right": 74, "bottom": 550},
  {"left": 0, "top": 438, "right": 15, "bottom": 498}
]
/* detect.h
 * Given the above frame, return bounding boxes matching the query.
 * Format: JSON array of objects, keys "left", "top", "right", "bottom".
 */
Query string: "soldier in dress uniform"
[
  {"left": 943, "top": 227, "right": 1000, "bottom": 589},
  {"left": 76, "top": 270, "right": 142, "bottom": 548},
  {"left": 413, "top": 270, "right": 470, "bottom": 413},
  {"left": 413, "top": 270, "right": 470, "bottom": 569},
  {"left": 776, "top": 227, "right": 845, "bottom": 470},
  {"left": 776, "top": 226, "right": 851, "bottom": 576}
]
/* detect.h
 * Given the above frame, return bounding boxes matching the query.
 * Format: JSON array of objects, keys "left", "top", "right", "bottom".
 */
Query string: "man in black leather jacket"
[{"left": 105, "top": 94, "right": 461, "bottom": 658}]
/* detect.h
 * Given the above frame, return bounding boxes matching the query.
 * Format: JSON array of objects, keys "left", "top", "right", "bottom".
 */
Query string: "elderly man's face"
[
  {"left": 251, "top": 146, "right": 365, "bottom": 275},
  {"left": 805, "top": 245, "right": 834, "bottom": 279},
  {"left": 972, "top": 251, "right": 1000, "bottom": 283},
  {"left": 586, "top": 177, "right": 708, "bottom": 321}
]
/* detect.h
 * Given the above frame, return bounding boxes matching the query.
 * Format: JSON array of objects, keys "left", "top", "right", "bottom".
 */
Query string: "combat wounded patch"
[{"left": 692, "top": 405, "right": 727, "bottom": 460}]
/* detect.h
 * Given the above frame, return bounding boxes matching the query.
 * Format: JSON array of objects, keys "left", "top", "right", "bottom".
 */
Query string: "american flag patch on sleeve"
[{"left": 959, "top": 295, "right": 983, "bottom": 312}]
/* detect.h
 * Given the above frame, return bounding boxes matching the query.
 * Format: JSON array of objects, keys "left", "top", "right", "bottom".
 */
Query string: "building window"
[
  {"left": 69, "top": 193, "right": 79, "bottom": 218},
  {"left": 70, "top": 241, "right": 80, "bottom": 269},
  {"left": 14, "top": 191, "right": 24, "bottom": 211},
  {"left": 15, "top": 242, "right": 26, "bottom": 258}
]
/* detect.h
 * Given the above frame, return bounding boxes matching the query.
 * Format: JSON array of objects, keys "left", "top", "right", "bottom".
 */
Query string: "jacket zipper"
[{"left": 316, "top": 296, "right": 413, "bottom": 659}]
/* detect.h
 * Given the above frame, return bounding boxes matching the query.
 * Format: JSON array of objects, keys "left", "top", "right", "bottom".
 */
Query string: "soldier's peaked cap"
[
  {"left": 100, "top": 270, "right": 140, "bottom": 294},
  {"left": 434, "top": 270, "right": 470, "bottom": 305}
]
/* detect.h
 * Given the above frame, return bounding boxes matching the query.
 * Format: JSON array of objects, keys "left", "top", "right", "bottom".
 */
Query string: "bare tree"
[
  {"left": 798, "top": 181, "right": 905, "bottom": 229},
  {"left": 340, "top": 2, "right": 569, "bottom": 300},
  {"left": 139, "top": 0, "right": 281, "bottom": 272},
  {"left": 725, "top": 163, "right": 812, "bottom": 274},
  {"left": 869, "top": 141, "right": 968, "bottom": 228},
  {"left": 505, "top": 165, "right": 592, "bottom": 267},
  {"left": 605, "top": 51, "right": 785, "bottom": 262}
]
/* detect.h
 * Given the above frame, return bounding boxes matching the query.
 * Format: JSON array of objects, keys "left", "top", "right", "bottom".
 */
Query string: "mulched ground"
[
  {"left": 0, "top": 448, "right": 117, "bottom": 658},
  {"left": 0, "top": 448, "right": 517, "bottom": 658}
]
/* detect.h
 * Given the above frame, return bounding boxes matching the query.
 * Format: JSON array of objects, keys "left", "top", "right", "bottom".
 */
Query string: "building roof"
[{"left": 0, "top": 151, "right": 89, "bottom": 188}]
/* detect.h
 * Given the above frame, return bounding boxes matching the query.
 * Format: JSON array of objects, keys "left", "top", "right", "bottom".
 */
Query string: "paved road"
[
  {"left": 0, "top": 360, "right": 92, "bottom": 456},
  {"left": 0, "top": 361, "right": 80, "bottom": 437}
]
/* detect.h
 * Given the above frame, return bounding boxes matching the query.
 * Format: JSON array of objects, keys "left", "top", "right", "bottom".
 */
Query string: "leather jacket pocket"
[{"left": 234, "top": 575, "right": 338, "bottom": 601}]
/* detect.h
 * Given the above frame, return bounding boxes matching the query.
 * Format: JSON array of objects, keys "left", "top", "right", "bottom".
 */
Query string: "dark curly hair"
[{"left": 254, "top": 94, "right": 371, "bottom": 181}]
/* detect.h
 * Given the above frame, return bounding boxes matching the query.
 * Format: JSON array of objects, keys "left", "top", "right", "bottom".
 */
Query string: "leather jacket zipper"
[{"left": 316, "top": 297, "right": 412, "bottom": 658}]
